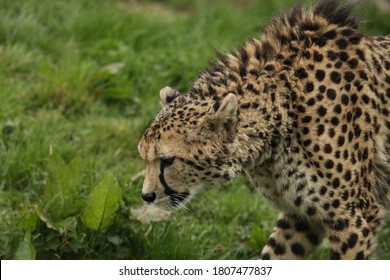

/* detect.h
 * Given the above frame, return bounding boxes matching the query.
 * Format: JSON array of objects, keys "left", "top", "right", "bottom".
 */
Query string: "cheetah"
[{"left": 138, "top": 0, "right": 390, "bottom": 259}]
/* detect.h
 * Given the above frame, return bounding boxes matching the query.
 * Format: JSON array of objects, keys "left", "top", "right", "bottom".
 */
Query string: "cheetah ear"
[
  {"left": 214, "top": 93, "right": 238, "bottom": 120},
  {"left": 159, "top": 86, "right": 180, "bottom": 108},
  {"left": 208, "top": 93, "right": 238, "bottom": 137}
]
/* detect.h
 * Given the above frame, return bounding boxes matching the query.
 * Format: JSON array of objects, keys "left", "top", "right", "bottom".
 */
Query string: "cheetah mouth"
[
  {"left": 168, "top": 191, "right": 190, "bottom": 207},
  {"left": 152, "top": 191, "right": 191, "bottom": 211}
]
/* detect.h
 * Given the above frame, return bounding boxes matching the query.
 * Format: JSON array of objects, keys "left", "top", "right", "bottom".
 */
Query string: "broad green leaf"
[
  {"left": 44, "top": 154, "right": 83, "bottom": 220},
  {"left": 33, "top": 205, "right": 77, "bottom": 234},
  {"left": 14, "top": 231, "right": 36, "bottom": 260},
  {"left": 21, "top": 212, "right": 38, "bottom": 234},
  {"left": 81, "top": 173, "right": 122, "bottom": 231}
]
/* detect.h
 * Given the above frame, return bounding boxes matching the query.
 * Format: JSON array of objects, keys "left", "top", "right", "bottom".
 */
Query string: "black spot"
[
  {"left": 260, "top": 253, "right": 270, "bottom": 260},
  {"left": 344, "top": 71, "right": 355, "bottom": 82},
  {"left": 320, "top": 186, "right": 328, "bottom": 195},
  {"left": 303, "top": 51, "right": 311, "bottom": 59},
  {"left": 355, "top": 107, "right": 363, "bottom": 119},
  {"left": 274, "top": 243, "right": 286, "bottom": 255},
  {"left": 346, "top": 112, "right": 353, "bottom": 122},
  {"left": 306, "top": 98, "right": 316, "bottom": 106},
  {"left": 313, "top": 51, "right": 324, "bottom": 62},
  {"left": 362, "top": 228, "right": 370, "bottom": 237},
  {"left": 344, "top": 170, "right": 352, "bottom": 182},
  {"left": 327, "top": 50, "right": 338, "bottom": 61},
  {"left": 323, "top": 29, "right": 337, "bottom": 40},
  {"left": 338, "top": 51, "right": 349, "bottom": 61},
  {"left": 355, "top": 251, "right": 365, "bottom": 260},
  {"left": 297, "top": 105, "right": 306, "bottom": 113},
  {"left": 305, "top": 82, "right": 314, "bottom": 93},
  {"left": 341, "top": 28, "right": 354, "bottom": 36},
  {"left": 342, "top": 190, "right": 350, "bottom": 200},
  {"left": 326, "top": 89, "right": 336, "bottom": 100},
  {"left": 347, "top": 58, "right": 358, "bottom": 69},
  {"left": 336, "top": 38, "right": 348, "bottom": 49},
  {"left": 349, "top": 36, "right": 361, "bottom": 45},
  {"left": 307, "top": 233, "right": 320, "bottom": 245},
  {"left": 303, "top": 22, "right": 320, "bottom": 31},
  {"left": 291, "top": 243, "right": 306, "bottom": 256},
  {"left": 296, "top": 68, "right": 308, "bottom": 79},
  {"left": 240, "top": 102, "right": 250, "bottom": 109},
  {"left": 356, "top": 49, "right": 365, "bottom": 61},
  {"left": 324, "top": 144, "right": 332, "bottom": 153},
  {"left": 249, "top": 69, "right": 260, "bottom": 77},
  {"left": 306, "top": 206, "right": 316, "bottom": 216},
  {"left": 338, "top": 136, "right": 345, "bottom": 147},
  {"left": 295, "top": 221, "right": 309, "bottom": 232},
  {"left": 332, "top": 178, "right": 340, "bottom": 188},
  {"left": 333, "top": 104, "right": 342, "bottom": 114},
  {"left": 276, "top": 219, "right": 291, "bottom": 229},
  {"left": 330, "top": 71, "right": 341, "bottom": 84},
  {"left": 330, "top": 117, "right": 339, "bottom": 126},
  {"left": 332, "top": 199, "right": 340, "bottom": 208},
  {"left": 359, "top": 70, "right": 368, "bottom": 81},
  {"left": 354, "top": 124, "right": 361, "bottom": 138},
  {"left": 264, "top": 64, "right": 275, "bottom": 71},
  {"left": 294, "top": 196, "right": 302, "bottom": 206},
  {"left": 283, "top": 59, "right": 292, "bottom": 66},
  {"left": 325, "top": 159, "right": 334, "bottom": 169},
  {"left": 347, "top": 233, "right": 358, "bottom": 249},
  {"left": 355, "top": 216, "right": 362, "bottom": 228},
  {"left": 239, "top": 65, "right": 247, "bottom": 77},
  {"left": 315, "top": 69, "right": 325, "bottom": 81},
  {"left": 341, "top": 94, "right": 349, "bottom": 105},
  {"left": 323, "top": 203, "right": 330, "bottom": 210},
  {"left": 330, "top": 250, "right": 341, "bottom": 260},
  {"left": 302, "top": 116, "right": 312, "bottom": 123},
  {"left": 317, "top": 106, "right": 327, "bottom": 116},
  {"left": 213, "top": 100, "right": 221, "bottom": 111},
  {"left": 303, "top": 139, "right": 312, "bottom": 147},
  {"left": 334, "top": 218, "right": 346, "bottom": 231},
  {"left": 317, "top": 124, "right": 325, "bottom": 136}
]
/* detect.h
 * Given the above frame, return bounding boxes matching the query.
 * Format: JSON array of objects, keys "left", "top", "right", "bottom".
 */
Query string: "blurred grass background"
[{"left": 0, "top": 0, "right": 389, "bottom": 259}]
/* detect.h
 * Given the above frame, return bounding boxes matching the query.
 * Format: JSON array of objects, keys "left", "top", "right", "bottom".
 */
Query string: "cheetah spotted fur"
[{"left": 138, "top": 0, "right": 390, "bottom": 259}]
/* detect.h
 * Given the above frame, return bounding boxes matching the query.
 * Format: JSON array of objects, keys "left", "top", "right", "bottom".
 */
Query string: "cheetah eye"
[{"left": 160, "top": 157, "right": 175, "bottom": 168}]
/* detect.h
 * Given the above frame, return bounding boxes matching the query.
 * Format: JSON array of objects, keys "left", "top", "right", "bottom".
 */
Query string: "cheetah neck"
[{"left": 189, "top": 44, "right": 304, "bottom": 176}]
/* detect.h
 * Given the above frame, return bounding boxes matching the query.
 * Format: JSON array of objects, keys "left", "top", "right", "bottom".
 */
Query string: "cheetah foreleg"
[{"left": 260, "top": 213, "right": 325, "bottom": 259}]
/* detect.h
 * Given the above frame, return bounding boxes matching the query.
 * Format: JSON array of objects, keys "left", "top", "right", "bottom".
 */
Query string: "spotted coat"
[{"left": 138, "top": 0, "right": 390, "bottom": 259}]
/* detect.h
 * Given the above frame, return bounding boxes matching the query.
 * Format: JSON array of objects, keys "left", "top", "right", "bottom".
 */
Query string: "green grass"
[{"left": 0, "top": 0, "right": 389, "bottom": 260}]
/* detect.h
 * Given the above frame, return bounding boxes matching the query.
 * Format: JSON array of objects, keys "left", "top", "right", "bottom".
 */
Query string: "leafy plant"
[{"left": 4, "top": 152, "right": 123, "bottom": 259}]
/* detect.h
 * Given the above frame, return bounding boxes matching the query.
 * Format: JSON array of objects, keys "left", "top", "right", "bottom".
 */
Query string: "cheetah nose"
[{"left": 142, "top": 192, "right": 156, "bottom": 203}]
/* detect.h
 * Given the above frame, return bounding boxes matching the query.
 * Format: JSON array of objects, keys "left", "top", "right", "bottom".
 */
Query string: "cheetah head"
[{"left": 138, "top": 87, "right": 240, "bottom": 210}]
